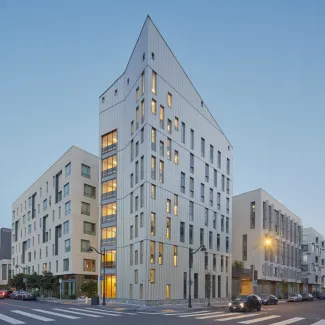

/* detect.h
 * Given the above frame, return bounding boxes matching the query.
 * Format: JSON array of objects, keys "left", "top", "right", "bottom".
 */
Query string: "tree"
[
  {"left": 80, "top": 281, "right": 97, "bottom": 298},
  {"left": 9, "top": 273, "right": 27, "bottom": 290},
  {"left": 28, "top": 272, "right": 42, "bottom": 289},
  {"left": 232, "top": 260, "right": 245, "bottom": 269},
  {"left": 40, "top": 272, "right": 59, "bottom": 296}
]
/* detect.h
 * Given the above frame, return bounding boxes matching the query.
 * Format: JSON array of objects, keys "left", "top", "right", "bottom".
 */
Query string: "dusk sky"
[{"left": 0, "top": 0, "right": 324, "bottom": 230}]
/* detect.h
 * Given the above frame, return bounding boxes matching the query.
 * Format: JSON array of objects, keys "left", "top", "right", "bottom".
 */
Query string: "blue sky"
[{"left": 0, "top": 0, "right": 324, "bottom": 230}]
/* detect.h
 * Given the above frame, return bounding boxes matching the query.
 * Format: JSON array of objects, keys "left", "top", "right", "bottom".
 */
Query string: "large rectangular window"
[
  {"left": 166, "top": 217, "right": 171, "bottom": 239},
  {"left": 84, "top": 184, "right": 96, "bottom": 199},
  {"left": 218, "top": 151, "right": 221, "bottom": 169},
  {"left": 102, "top": 250, "right": 116, "bottom": 269},
  {"left": 160, "top": 105, "right": 164, "bottom": 128},
  {"left": 190, "top": 129, "right": 194, "bottom": 149},
  {"left": 201, "top": 138, "right": 205, "bottom": 157},
  {"left": 141, "top": 100, "right": 145, "bottom": 123},
  {"left": 174, "top": 194, "right": 178, "bottom": 216},
  {"left": 151, "top": 212, "right": 156, "bottom": 236},
  {"left": 181, "top": 122, "right": 186, "bottom": 143},
  {"left": 102, "top": 130, "right": 117, "bottom": 154},
  {"left": 101, "top": 202, "right": 117, "bottom": 223},
  {"left": 102, "top": 155, "right": 117, "bottom": 177},
  {"left": 210, "top": 145, "right": 214, "bottom": 163},
  {"left": 243, "top": 234, "right": 247, "bottom": 261},
  {"left": 168, "top": 92, "right": 172, "bottom": 107},
  {"left": 102, "top": 179, "right": 117, "bottom": 200},
  {"left": 159, "top": 160, "right": 164, "bottom": 183},
  {"left": 102, "top": 226, "right": 116, "bottom": 246},
  {"left": 150, "top": 241, "right": 155, "bottom": 264},
  {"left": 190, "top": 153, "right": 194, "bottom": 173},
  {"left": 83, "top": 259, "right": 96, "bottom": 272},
  {"left": 173, "top": 246, "right": 178, "bottom": 266},
  {"left": 159, "top": 242, "right": 163, "bottom": 265},
  {"left": 151, "top": 99, "right": 157, "bottom": 115},
  {"left": 151, "top": 156, "right": 156, "bottom": 180},
  {"left": 189, "top": 201, "right": 194, "bottom": 221},
  {"left": 136, "top": 106, "right": 139, "bottom": 129},
  {"left": 200, "top": 183, "right": 205, "bottom": 202},
  {"left": 152, "top": 71, "right": 157, "bottom": 94},
  {"left": 167, "top": 138, "right": 172, "bottom": 160},
  {"left": 250, "top": 201, "right": 256, "bottom": 229},
  {"left": 189, "top": 225, "right": 194, "bottom": 244},
  {"left": 81, "top": 202, "right": 90, "bottom": 216},
  {"left": 84, "top": 221, "right": 96, "bottom": 235},
  {"left": 81, "top": 164, "right": 91, "bottom": 178}
]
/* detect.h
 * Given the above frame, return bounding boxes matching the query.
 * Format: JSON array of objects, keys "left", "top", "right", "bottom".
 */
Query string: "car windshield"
[
  {"left": 235, "top": 295, "right": 249, "bottom": 301},
  {"left": 261, "top": 295, "right": 269, "bottom": 299}
]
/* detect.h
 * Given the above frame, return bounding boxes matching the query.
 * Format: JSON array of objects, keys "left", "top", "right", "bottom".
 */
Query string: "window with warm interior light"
[
  {"left": 152, "top": 71, "right": 157, "bottom": 94},
  {"left": 168, "top": 92, "right": 172, "bottom": 107},
  {"left": 150, "top": 241, "right": 155, "bottom": 263},
  {"left": 101, "top": 226, "right": 116, "bottom": 246},
  {"left": 102, "top": 155, "right": 117, "bottom": 177},
  {"left": 102, "top": 179, "right": 117, "bottom": 200},
  {"left": 101, "top": 202, "right": 117, "bottom": 224},
  {"left": 151, "top": 99, "right": 157, "bottom": 114},
  {"left": 173, "top": 246, "right": 178, "bottom": 266},
  {"left": 166, "top": 217, "right": 171, "bottom": 239},
  {"left": 102, "top": 130, "right": 117, "bottom": 154}
]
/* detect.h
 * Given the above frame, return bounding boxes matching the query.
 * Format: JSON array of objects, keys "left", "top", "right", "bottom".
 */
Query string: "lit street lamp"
[
  {"left": 188, "top": 245, "right": 206, "bottom": 308},
  {"left": 252, "top": 238, "right": 271, "bottom": 294},
  {"left": 88, "top": 246, "right": 106, "bottom": 305}
]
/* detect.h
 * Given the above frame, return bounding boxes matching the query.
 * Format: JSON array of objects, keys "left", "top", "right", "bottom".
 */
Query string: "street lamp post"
[
  {"left": 188, "top": 245, "right": 206, "bottom": 308},
  {"left": 252, "top": 239, "right": 271, "bottom": 294},
  {"left": 88, "top": 246, "right": 106, "bottom": 305}
]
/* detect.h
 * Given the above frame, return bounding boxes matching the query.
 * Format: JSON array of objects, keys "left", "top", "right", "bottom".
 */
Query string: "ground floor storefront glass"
[{"left": 101, "top": 274, "right": 116, "bottom": 298}]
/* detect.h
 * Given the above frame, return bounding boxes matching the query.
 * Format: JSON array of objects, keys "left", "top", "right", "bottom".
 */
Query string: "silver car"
[{"left": 288, "top": 294, "right": 302, "bottom": 302}]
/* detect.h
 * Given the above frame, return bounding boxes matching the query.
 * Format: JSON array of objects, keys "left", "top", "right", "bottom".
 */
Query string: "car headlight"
[
  {"left": 229, "top": 303, "right": 232, "bottom": 307},
  {"left": 240, "top": 303, "right": 244, "bottom": 307}
]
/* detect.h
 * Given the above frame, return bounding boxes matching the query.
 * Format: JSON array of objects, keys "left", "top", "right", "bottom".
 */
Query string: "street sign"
[
  {"left": 100, "top": 275, "right": 104, "bottom": 281},
  {"left": 253, "top": 280, "right": 257, "bottom": 287}
]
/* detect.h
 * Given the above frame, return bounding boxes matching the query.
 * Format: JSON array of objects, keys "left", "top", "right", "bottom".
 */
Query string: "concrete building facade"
[
  {"left": 11, "top": 146, "right": 99, "bottom": 297},
  {"left": 98, "top": 16, "right": 233, "bottom": 303},
  {"left": 232, "top": 189, "right": 302, "bottom": 298},
  {"left": 301, "top": 227, "right": 325, "bottom": 293}
]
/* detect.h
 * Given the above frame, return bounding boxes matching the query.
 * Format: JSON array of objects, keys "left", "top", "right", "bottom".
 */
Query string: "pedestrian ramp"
[
  {"left": 0, "top": 307, "right": 136, "bottom": 324},
  {"left": 148, "top": 309, "right": 325, "bottom": 325}
]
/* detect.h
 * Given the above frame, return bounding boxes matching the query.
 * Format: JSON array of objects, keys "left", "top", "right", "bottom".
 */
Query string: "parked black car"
[
  {"left": 261, "top": 295, "right": 278, "bottom": 305},
  {"left": 301, "top": 293, "right": 314, "bottom": 301},
  {"left": 229, "top": 295, "right": 262, "bottom": 312},
  {"left": 318, "top": 293, "right": 325, "bottom": 299}
]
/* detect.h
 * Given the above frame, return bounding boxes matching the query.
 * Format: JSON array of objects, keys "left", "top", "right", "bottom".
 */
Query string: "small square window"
[
  {"left": 115, "top": 89, "right": 118, "bottom": 96},
  {"left": 151, "top": 52, "right": 155, "bottom": 60}
]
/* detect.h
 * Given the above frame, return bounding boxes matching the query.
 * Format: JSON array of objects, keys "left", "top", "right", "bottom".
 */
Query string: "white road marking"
[
  {"left": 179, "top": 311, "right": 223, "bottom": 318},
  {"left": 239, "top": 315, "right": 281, "bottom": 324},
  {"left": 268, "top": 318, "right": 305, "bottom": 325},
  {"left": 197, "top": 313, "right": 238, "bottom": 319},
  {"left": 310, "top": 321, "right": 325, "bottom": 325},
  {"left": 164, "top": 310, "right": 210, "bottom": 316},
  {"left": 0, "top": 313, "right": 25, "bottom": 325},
  {"left": 68, "top": 308, "right": 120, "bottom": 316},
  {"left": 11, "top": 310, "right": 54, "bottom": 322},
  {"left": 216, "top": 313, "right": 259, "bottom": 321},
  {"left": 52, "top": 308, "right": 101, "bottom": 317},
  {"left": 85, "top": 307, "right": 136, "bottom": 315},
  {"left": 32, "top": 309, "right": 80, "bottom": 319}
]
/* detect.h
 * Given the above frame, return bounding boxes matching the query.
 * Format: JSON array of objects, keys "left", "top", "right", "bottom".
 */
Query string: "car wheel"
[
  {"left": 229, "top": 308, "right": 233, "bottom": 312},
  {"left": 257, "top": 306, "right": 261, "bottom": 311}
]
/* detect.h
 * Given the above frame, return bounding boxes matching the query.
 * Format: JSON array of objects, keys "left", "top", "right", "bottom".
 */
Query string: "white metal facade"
[
  {"left": 302, "top": 227, "right": 325, "bottom": 292},
  {"left": 233, "top": 189, "right": 302, "bottom": 295},
  {"left": 99, "top": 16, "right": 232, "bottom": 303},
  {"left": 11, "top": 146, "right": 99, "bottom": 296}
]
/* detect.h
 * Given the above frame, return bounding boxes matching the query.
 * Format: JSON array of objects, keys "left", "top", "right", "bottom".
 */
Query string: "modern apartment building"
[
  {"left": 98, "top": 16, "right": 233, "bottom": 303},
  {"left": 301, "top": 227, "right": 325, "bottom": 293},
  {"left": 0, "top": 228, "right": 11, "bottom": 260},
  {"left": 11, "top": 146, "right": 99, "bottom": 297},
  {"left": 0, "top": 259, "right": 11, "bottom": 285},
  {"left": 232, "top": 189, "right": 302, "bottom": 297}
]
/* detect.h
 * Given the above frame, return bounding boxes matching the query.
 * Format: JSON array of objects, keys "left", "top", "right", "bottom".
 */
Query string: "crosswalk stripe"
[
  {"left": 32, "top": 309, "right": 80, "bottom": 319},
  {"left": 216, "top": 313, "right": 259, "bottom": 321},
  {"left": 85, "top": 308, "right": 136, "bottom": 315},
  {"left": 0, "top": 313, "right": 25, "bottom": 325},
  {"left": 310, "top": 321, "right": 325, "bottom": 325},
  {"left": 179, "top": 312, "right": 223, "bottom": 318},
  {"left": 52, "top": 309, "right": 101, "bottom": 318},
  {"left": 197, "top": 313, "right": 236, "bottom": 320},
  {"left": 268, "top": 318, "right": 305, "bottom": 325},
  {"left": 68, "top": 308, "right": 120, "bottom": 316},
  {"left": 11, "top": 310, "right": 54, "bottom": 322},
  {"left": 239, "top": 315, "right": 281, "bottom": 324},
  {"left": 164, "top": 311, "right": 210, "bottom": 316}
]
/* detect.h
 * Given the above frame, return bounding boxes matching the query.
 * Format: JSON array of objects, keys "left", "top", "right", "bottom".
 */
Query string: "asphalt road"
[{"left": 1, "top": 298, "right": 325, "bottom": 325}]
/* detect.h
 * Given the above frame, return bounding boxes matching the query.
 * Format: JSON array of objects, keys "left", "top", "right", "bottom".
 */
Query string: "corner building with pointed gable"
[{"left": 99, "top": 16, "right": 233, "bottom": 303}]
